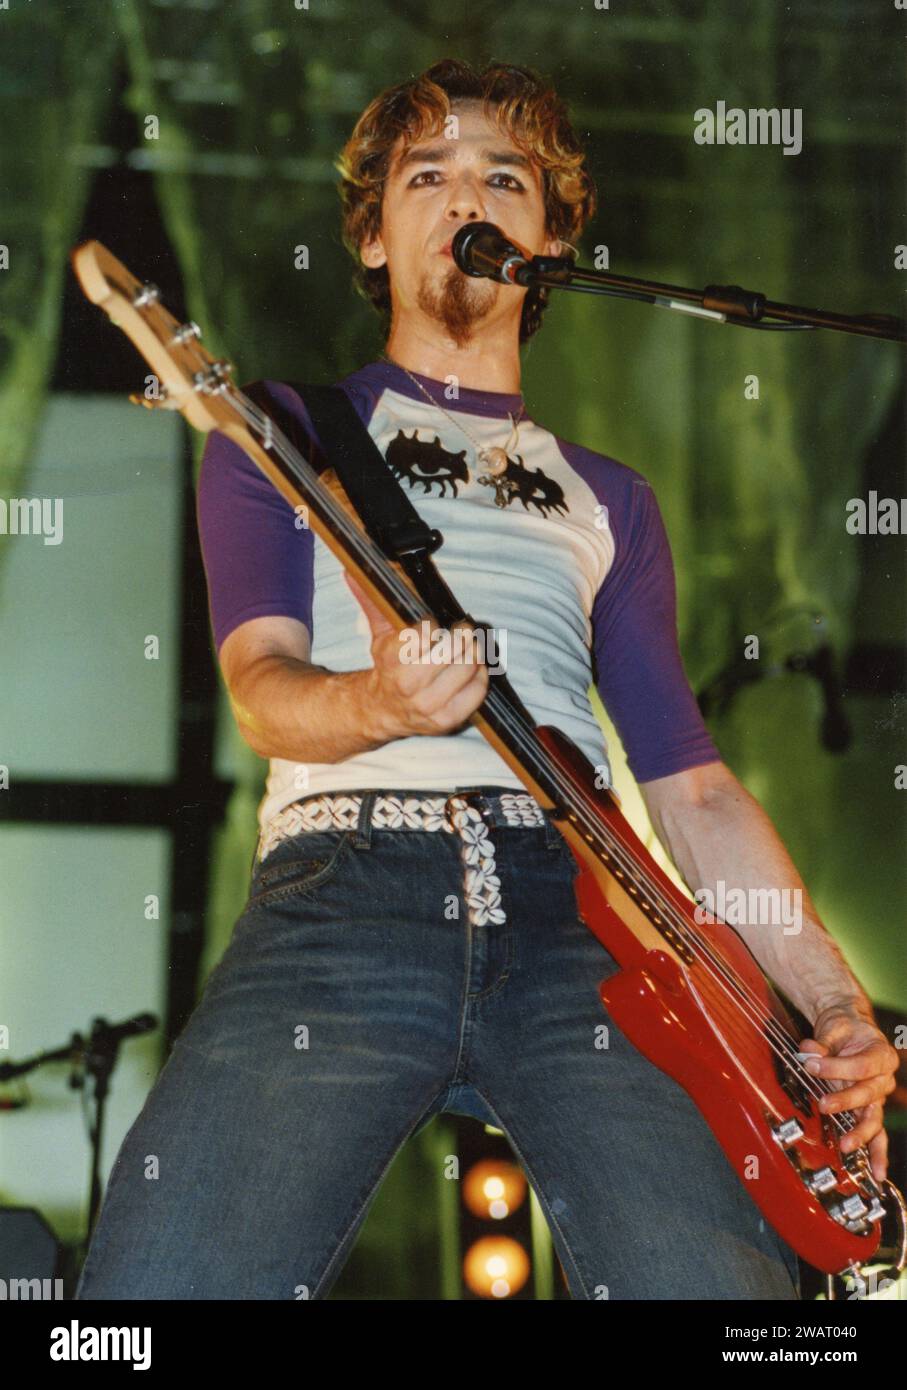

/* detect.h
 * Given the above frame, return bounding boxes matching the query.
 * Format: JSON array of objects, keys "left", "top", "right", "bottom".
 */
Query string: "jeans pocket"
[{"left": 245, "top": 831, "right": 354, "bottom": 911}]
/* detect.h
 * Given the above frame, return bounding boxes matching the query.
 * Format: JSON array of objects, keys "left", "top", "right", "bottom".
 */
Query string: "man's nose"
[{"left": 444, "top": 172, "right": 487, "bottom": 223}]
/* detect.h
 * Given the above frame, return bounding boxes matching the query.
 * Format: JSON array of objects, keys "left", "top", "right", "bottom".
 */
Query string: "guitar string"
[{"left": 212, "top": 381, "right": 862, "bottom": 1141}]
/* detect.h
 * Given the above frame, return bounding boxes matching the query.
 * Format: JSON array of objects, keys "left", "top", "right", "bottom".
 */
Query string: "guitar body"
[{"left": 538, "top": 725, "right": 882, "bottom": 1274}]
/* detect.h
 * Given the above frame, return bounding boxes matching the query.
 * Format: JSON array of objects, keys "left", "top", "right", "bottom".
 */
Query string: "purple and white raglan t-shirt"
[{"left": 196, "top": 358, "right": 720, "bottom": 836}]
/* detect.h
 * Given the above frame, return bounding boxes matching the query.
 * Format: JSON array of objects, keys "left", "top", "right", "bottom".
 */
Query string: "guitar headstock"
[{"left": 70, "top": 240, "right": 240, "bottom": 435}]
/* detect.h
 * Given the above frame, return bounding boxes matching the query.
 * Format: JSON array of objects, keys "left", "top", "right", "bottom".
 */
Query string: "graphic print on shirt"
[
  {"left": 482, "top": 453, "right": 569, "bottom": 517},
  {"left": 385, "top": 429, "right": 469, "bottom": 497},
  {"left": 385, "top": 426, "right": 569, "bottom": 517}
]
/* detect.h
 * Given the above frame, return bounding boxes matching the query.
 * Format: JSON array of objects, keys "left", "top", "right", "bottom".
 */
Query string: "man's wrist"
[
  {"left": 355, "top": 667, "right": 406, "bottom": 748},
  {"left": 811, "top": 993, "right": 875, "bottom": 1027}
]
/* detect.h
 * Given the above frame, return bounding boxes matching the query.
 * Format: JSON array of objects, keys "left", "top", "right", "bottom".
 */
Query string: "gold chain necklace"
[{"left": 383, "top": 356, "right": 527, "bottom": 508}]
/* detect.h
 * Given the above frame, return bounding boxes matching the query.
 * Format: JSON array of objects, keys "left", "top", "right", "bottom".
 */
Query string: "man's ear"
[
  {"left": 360, "top": 231, "right": 387, "bottom": 270},
  {"left": 542, "top": 233, "right": 564, "bottom": 259}
]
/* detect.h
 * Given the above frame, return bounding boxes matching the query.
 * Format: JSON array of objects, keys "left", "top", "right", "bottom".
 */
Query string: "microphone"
[{"left": 452, "top": 222, "right": 533, "bottom": 285}]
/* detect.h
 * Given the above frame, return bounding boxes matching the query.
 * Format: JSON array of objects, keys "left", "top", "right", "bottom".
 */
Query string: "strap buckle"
[{"left": 374, "top": 520, "right": 443, "bottom": 559}]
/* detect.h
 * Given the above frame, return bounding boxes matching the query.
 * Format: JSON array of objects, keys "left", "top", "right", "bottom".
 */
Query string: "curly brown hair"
[{"left": 336, "top": 58, "right": 597, "bottom": 343}]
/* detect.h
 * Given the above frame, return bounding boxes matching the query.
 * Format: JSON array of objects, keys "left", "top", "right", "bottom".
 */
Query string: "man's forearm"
[
  {"left": 229, "top": 654, "right": 396, "bottom": 764},
  {"left": 648, "top": 777, "right": 872, "bottom": 1026}
]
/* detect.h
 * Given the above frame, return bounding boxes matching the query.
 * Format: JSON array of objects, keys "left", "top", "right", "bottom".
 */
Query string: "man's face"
[{"left": 360, "top": 100, "right": 561, "bottom": 348}]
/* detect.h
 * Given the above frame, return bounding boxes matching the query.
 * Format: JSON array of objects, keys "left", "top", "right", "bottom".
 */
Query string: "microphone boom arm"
[
  {"left": 451, "top": 221, "right": 904, "bottom": 341},
  {"left": 519, "top": 254, "right": 906, "bottom": 343}
]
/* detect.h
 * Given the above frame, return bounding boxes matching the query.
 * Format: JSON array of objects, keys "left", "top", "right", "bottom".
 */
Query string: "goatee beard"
[{"left": 417, "top": 265, "right": 495, "bottom": 349}]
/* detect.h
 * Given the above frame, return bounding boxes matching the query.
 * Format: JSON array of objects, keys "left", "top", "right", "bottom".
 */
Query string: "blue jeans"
[{"left": 76, "top": 787, "right": 800, "bottom": 1301}]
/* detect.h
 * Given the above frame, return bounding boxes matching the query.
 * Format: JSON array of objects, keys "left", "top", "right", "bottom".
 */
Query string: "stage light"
[
  {"left": 463, "top": 1159, "right": 527, "bottom": 1220},
  {"left": 463, "top": 1236, "right": 530, "bottom": 1299}
]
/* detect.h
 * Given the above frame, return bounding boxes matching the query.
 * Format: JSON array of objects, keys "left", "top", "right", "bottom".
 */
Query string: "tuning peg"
[
  {"left": 132, "top": 282, "right": 160, "bottom": 308},
  {"left": 192, "top": 360, "right": 233, "bottom": 393},
  {"left": 172, "top": 321, "right": 201, "bottom": 345}
]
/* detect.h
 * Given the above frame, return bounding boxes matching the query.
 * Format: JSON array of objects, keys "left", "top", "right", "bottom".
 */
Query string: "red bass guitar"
[{"left": 71, "top": 239, "right": 906, "bottom": 1289}]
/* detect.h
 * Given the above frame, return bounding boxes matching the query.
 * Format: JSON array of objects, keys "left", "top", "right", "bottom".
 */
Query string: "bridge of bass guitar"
[{"left": 597, "top": 950, "right": 885, "bottom": 1277}]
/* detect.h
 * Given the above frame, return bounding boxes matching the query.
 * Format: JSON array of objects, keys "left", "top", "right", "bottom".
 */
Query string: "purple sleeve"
[
  {"left": 195, "top": 380, "right": 317, "bottom": 655},
  {"left": 588, "top": 464, "right": 721, "bottom": 783}
]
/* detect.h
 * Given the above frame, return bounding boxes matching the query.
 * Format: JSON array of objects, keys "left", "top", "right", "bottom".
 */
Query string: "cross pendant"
[{"left": 478, "top": 472, "right": 515, "bottom": 508}]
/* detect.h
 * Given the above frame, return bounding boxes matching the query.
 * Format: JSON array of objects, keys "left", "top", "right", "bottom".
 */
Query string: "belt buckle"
[{"left": 443, "top": 788, "right": 495, "bottom": 833}]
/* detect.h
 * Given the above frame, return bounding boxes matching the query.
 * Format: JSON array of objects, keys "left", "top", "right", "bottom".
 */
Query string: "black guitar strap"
[
  {"left": 285, "top": 380, "right": 474, "bottom": 632},
  {"left": 292, "top": 385, "right": 440, "bottom": 558}
]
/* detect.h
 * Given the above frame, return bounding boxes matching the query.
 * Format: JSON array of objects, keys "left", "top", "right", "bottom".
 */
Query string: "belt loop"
[{"left": 354, "top": 791, "right": 376, "bottom": 848}]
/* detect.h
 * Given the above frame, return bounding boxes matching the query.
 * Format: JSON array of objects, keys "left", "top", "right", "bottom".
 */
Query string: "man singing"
[{"left": 77, "top": 58, "right": 896, "bottom": 1301}]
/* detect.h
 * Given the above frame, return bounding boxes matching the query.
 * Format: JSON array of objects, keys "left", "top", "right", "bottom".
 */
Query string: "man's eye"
[{"left": 408, "top": 170, "right": 525, "bottom": 190}]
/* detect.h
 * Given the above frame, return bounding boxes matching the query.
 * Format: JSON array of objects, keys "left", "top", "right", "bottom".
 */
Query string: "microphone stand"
[
  {"left": 513, "top": 255, "right": 906, "bottom": 344},
  {"left": 0, "top": 1012, "right": 158, "bottom": 1250},
  {"left": 77, "top": 1015, "right": 158, "bottom": 1241}
]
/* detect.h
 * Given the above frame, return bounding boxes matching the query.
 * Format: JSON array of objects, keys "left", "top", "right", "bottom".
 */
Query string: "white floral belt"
[{"left": 255, "top": 790, "right": 548, "bottom": 929}]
